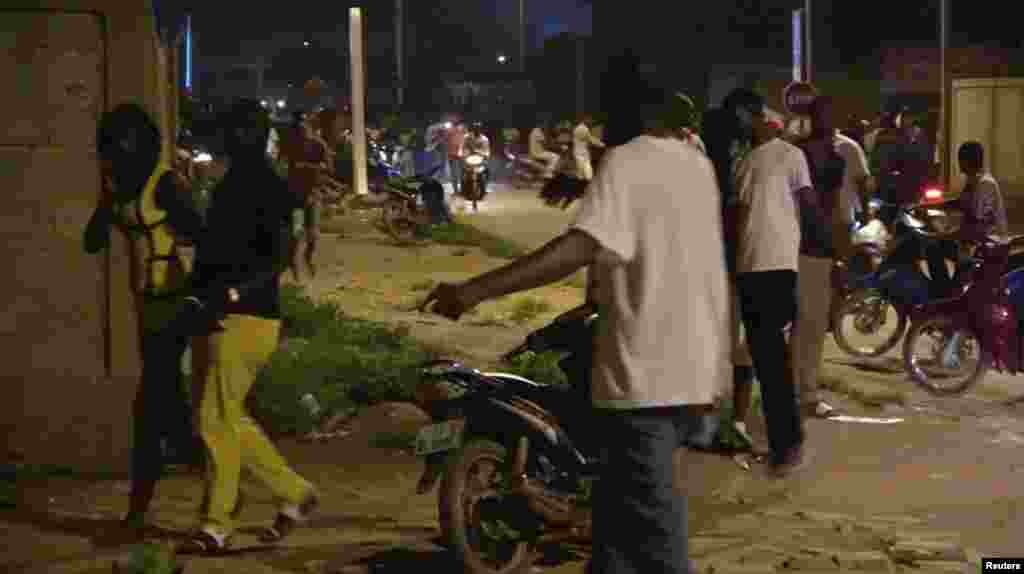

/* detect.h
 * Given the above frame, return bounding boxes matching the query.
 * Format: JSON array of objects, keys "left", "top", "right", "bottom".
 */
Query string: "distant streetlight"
[
  {"left": 277, "top": 99, "right": 286, "bottom": 109},
  {"left": 304, "top": 41, "right": 311, "bottom": 47},
  {"left": 497, "top": 54, "right": 507, "bottom": 64},
  {"left": 260, "top": 99, "right": 268, "bottom": 107}
]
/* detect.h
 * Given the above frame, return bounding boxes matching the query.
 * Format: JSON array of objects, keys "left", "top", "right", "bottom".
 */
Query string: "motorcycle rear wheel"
[
  {"left": 832, "top": 289, "right": 907, "bottom": 358},
  {"left": 903, "top": 316, "right": 990, "bottom": 395},
  {"left": 439, "top": 438, "right": 536, "bottom": 574}
]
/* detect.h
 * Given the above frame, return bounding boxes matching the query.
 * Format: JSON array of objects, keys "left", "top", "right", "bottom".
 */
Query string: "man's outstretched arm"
[{"left": 462, "top": 230, "right": 600, "bottom": 305}]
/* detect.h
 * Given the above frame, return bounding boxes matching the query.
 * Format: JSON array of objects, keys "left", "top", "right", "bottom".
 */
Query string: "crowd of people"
[
  {"left": 421, "top": 84, "right": 1009, "bottom": 574},
  {"left": 84, "top": 79, "right": 1008, "bottom": 567}
]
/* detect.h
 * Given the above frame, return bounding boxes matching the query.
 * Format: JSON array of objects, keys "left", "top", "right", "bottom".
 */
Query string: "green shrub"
[
  {"left": 508, "top": 297, "right": 553, "bottom": 324},
  {"left": 248, "top": 286, "right": 434, "bottom": 435},
  {"left": 502, "top": 350, "right": 567, "bottom": 387}
]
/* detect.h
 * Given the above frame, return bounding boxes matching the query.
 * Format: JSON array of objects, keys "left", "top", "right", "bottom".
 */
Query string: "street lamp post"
[
  {"left": 519, "top": 0, "right": 526, "bottom": 74},
  {"left": 804, "top": 0, "right": 812, "bottom": 83},
  {"left": 940, "top": 0, "right": 951, "bottom": 189}
]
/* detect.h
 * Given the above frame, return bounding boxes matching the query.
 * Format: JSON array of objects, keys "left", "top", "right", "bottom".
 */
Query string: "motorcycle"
[
  {"left": 412, "top": 311, "right": 599, "bottom": 574},
  {"left": 902, "top": 235, "right": 1024, "bottom": 395},
  {"left": 459, "top": 152, "right": 490, "bottom": 212},
  {"left": 377, "top": 163, "right": 451, "bottom": 241},
  {"left": 504, "top": 147, "right": 551, "bottom": 188},
  {"left": 830, "top": 202, "right": 950, "bottom": 358}
]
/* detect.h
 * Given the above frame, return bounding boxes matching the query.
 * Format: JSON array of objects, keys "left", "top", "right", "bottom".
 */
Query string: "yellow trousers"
[{"left": 193, "top": 314, "right": 312, "bottom": 535}]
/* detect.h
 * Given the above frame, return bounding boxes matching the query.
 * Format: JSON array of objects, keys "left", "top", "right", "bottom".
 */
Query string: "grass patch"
[
  {"left": 819, "top": 374, "right": 907, "bottom": 407},
  {"left": 249, "top": 285, "right": 439, "bottom": 436},
  {"left": 370, "top": 431, "right": 417, "bottom": 451},
  {"left": 508, "top": 297, "right": 554, "bottom": 324},
  {"left": 410, "top": 279, "right": 436, "bottom": 292},
  {"left": 423, "top": 222, "right": 527, "bottom": 259}
]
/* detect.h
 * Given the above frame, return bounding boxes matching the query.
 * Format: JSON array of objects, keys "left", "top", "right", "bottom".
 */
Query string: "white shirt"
[
  {"left": 528, "top": 127, "right": 547, "bottom": 158},
  {"left": 735, "top": 138, "right": 812, "bottom": 274},
  {"left": 266, "top": 127, "right": 280, "bottom": 158},
  {"left": 573, "top": 123, "right": 604, "bottom": 161},
  {"left": 834, "top": 132, "right": 870, "bottom": 222},
  {"left": 571, "top": 135, "right": 730, "bottom": 409}
]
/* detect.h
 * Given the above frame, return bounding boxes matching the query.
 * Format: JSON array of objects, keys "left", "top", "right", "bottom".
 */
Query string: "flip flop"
[
  {"left": 177, "top": 529, "right": 232, "bottom": 555},
  {"left": 259, "top": 491, "right": 320, "bottom": 544}
]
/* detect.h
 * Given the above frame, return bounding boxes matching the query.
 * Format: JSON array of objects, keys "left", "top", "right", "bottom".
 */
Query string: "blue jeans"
[{"left": 587, "top": 406, "right": 697, "bottom": 574}]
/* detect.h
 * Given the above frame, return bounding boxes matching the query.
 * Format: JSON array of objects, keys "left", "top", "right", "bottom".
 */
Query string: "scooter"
[
  {"left": 459, "top": 152, "right": 490, "bottom": 212},
  {"left": 902, "top": 235, "right": 1024, "bottom": 395},
  {"left": 412, "top": 311, "right": 599, "bottom": 574}
]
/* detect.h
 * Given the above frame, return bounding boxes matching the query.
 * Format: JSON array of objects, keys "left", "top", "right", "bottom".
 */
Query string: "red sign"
[{"left": 783, "top": 81, "right": 818, "bottom": 115}]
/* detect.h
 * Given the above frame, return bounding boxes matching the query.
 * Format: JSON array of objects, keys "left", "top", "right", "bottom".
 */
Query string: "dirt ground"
[{"left": 4, "top": 184, "right": 1024, "bottom": 573}]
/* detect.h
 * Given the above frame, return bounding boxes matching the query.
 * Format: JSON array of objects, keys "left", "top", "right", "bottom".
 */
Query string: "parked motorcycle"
[
  {"left": 830, "top": 202, "right": 949, "bottom": 358},
  {"left": 377, "top": 162, "right": 451, "bottom": 241},
  {"left": 902, "top": 235, "right": 1024, "bottom": 395},
  {"left": 412, "top": 311, "right": 598, "bottom": 574},
  {"left": 459, "top": 152, "right": 489, "bottom": 212}
]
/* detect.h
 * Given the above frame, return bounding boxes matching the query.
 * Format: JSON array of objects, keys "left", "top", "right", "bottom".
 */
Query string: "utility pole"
[
  {"left": 394, "top": 0, "right": 404, "bottom": 109},
  {"left": 519, "top": 0, "right": 526, "bottom": 74},
  {"left": 804, "top": 0, "right": 813, "bottom": 83},
  {"left": 350, "top": 8, "right": 368, "bottom": 196},
  {"left": 940, "top": 0, "right": 951, "bottom": 189}
]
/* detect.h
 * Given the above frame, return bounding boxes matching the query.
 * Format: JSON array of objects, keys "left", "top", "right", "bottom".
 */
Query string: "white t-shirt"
[
  {"left": 571, "top": 135, "right": 731, "bottom": 409},
  {"left": 528, "top": 127, "right": 547, "bottom": 158},
  {"left": 735, "top": 137, "right": 812, "bottom": 274},
  {"left": 834, "top": 132, "right": 870, "bottom": 222}
]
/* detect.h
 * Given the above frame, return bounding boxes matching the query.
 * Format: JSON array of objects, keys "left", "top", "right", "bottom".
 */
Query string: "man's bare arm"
[{"left": 461, "top": 230, "right": 600, "bottom": 307}]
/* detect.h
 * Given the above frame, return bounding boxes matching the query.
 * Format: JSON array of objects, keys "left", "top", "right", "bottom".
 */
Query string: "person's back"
[{"left": 577, "top": 134, "right": 728, "bottom": 407}]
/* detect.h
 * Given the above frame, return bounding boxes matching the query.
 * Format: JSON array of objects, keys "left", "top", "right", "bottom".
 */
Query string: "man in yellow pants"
[{"left": 179, "top": 99, "right": 317, "bottom": 555}]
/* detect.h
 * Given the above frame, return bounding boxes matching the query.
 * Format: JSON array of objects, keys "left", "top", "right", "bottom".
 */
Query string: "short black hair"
[
  {"left": 97, "top": 102, "right": 161, "bottom": 161},
  {"left": 723, "top": 88, "right": 765, "bottom": 116},
  {"left": 958, "top": 141, "right": 984, "bottom": 165}
]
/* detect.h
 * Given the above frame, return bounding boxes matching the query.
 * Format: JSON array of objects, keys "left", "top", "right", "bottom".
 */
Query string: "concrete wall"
[
  {"left": 950, "top": 78, "right": 1024, "bottom": 199},
  {"left": 1, "top": 1, "right": 172, "bottom": 471}
]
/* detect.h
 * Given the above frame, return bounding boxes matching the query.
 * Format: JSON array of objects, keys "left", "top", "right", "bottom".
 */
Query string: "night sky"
[{"left": 180, "top": 0, "right": 1021, "bottom": 73}]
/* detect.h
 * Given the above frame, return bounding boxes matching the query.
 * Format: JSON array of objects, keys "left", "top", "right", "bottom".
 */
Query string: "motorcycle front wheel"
[
  {"left": 903, "top": 316, "right": 990, "bottom": 395},
  {"left": 831, "top": 289, "right": 907, "bottom": 358},
  {"left": 439, "top": 438, "right": 538, "bottom": 574}
]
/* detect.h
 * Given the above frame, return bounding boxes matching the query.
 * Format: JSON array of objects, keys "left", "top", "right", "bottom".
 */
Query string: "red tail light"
[{"left": 924, "top": 188, "right": 943, "bottom": 202}]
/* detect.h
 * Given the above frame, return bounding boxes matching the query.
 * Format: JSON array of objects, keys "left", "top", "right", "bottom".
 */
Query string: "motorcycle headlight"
[
  {"left": 465, "top": 154, "right": 484, "bottom": 167},
  {"left": 194, "top": 152, "right": 213, "bottom": 164}
]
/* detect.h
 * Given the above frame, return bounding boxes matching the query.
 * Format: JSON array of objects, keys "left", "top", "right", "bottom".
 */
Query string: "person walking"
[
  {"left": 529, "top": 117, "right": 560, "bottom": 178},
  {"left": 792, "top": 95, "right": 853, "bottom": 419},
  {"left": 731, "top": 90, "right": 813, "bottom": 476},
  {"left": 179, "top": 99, "right": 319, "bottom": 555},
  {"left": 572, "top": 113, "right": 606, "bottom": 181},
  {"left": 84, "top": 103, "right": 205, "bottom": 535},
  {"left": 421, "top": 85, "right": 729, "bottom": 574},
  {"left": 702, "top": 89, "right": 763, "bottom": 449},
  {"left": 285, "top": 111, "right": 327, "bottom": 281}
]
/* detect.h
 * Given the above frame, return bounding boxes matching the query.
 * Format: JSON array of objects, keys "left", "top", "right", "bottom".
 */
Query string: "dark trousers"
[
  {"left": 587, "top": 406, "right": 696, "bottom": 574},
  {"left": 925, "top": 238, "right": 961, "bottom": 296},
  {"left": 736, "top": 270, "right": 804, "bottom": 463},
  {"left": 133, "top": 329, "right": 196, "bottom": 483},
  {"left": 449, "top": 157, "right": 463, "bottom": 194}
]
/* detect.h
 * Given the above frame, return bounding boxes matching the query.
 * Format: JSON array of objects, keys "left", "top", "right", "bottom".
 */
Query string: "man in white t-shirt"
[
  {"left": 421, "top": 88, "right": 729, "bottom": 574},
  {"left": 732, "top": 91, "right": 813, "bottom": 477},
  {"left": 835, "top": 130, "right": 871, "bottom": 226},
  {"left": 573, "top": 114, "right": 605, "bottom": 180},
  {"left": 529, "top": 119, "right": 560, "bottom": 178}
]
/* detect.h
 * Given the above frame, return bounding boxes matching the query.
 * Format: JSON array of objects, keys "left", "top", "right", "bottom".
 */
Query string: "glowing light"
[
  {"left": 277, "top": 100, "right": 286, "bottom": 109},
  {"left": 497, "top": 54, "right": 507, "bottom": 64},
  {"left": 185, "top": 15, "right": 193, "bottom": 89},
  {"left": 304, "top": 41, "right": 311, "bottom": 47},
  {"left": 924, "top": 188, "right": 943, "bottom": 201},
  {"left": 465, "top": 154, "right": 485, "bottom": 166},
  {"left": 194, "top": 152, "right": 213, "bottom": 163}
]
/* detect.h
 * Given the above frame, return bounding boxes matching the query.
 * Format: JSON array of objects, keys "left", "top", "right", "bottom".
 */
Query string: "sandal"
[
  {"left": 259, "top": 491, "right": 320, "bottom": 543},
  {"left": 177, "top": 529, "right": 232, "bottom": 555}
]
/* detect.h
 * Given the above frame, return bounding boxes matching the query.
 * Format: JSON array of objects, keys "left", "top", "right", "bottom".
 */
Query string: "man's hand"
[{"left": 418, "top": 282, "right": 478, "bottom": 320}]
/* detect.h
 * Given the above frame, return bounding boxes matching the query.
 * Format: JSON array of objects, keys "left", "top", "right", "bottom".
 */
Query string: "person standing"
[
  {"left": 421, "top": 86, "right": 730, "bottom": 574},
  {"left": 731, "top": 91, "right": 812, "bottom": 476},
  {"left": 447, "top": 119, "right": 467, "bottom": 195},
  {"left": 792, "top": 95, "right": 851, "bottom": 419},
  {"left": 180, "top": 99, "right": 319, "bottom": 554},
  {"left": 573, "top": 114, "right": 606, "bottom": 181},
  {"left": 529, "top": 118, "right": 560, "bottom": 178},
  {"left": 84, "top": 103, "right": 205, "bottom": 534}
]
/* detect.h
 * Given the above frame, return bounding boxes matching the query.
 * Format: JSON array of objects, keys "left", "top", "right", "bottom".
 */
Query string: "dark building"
[{"left": 533, "top": 32, "right": 598, "bottom": 121}]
